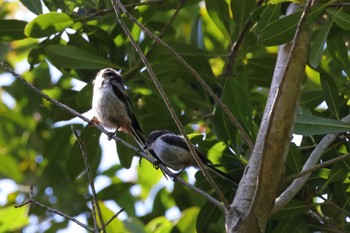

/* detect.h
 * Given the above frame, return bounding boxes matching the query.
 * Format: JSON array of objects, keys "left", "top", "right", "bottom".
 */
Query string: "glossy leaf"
[
  {"left": 0, "top": 154, "right": 23, "bottom": 182},
  {"left": 327, "top": 36, "right": 350, "bottom": 76},
  {"left": 25, "top": 12, "right": 73, "bottom": 38},
  {"left": 66, "top": 126, "right": 101, "bottom": 180},
  {"left": 257, "top": 11, "right": 302, "bottom": 46},
  {"left": 45, "top": 44, "right": 118, "bottom": 69},
  {"left": 309, "top": 19, "right": 333, "bottom": 68},
  {"left": 258, "top": 4, "right": 328, "bottom": 46},
  {"left": 98, "top": 202, "right": 128, "bottom": 233},
  {"left": 0, "top": 20, "right": 27, "bottom": 41},
  {"left": 0, "top": 205, "right": 29, "bottom": 232},
  {"left": 294, "top": 113, "right": 350, "bottom": 135},
  {"left": 175, "top": 207, "right": 200, "bottom": 233},
  {"left": 231, "top": 0, "right": 256, "bottom": 30},
  {"left": 327, "top": 8, "right": 350, "bottom": 30},
  {"left": 320, "top": 73, "right": 342, "bottom": 119},
  {"left": 20, "top": 0, "right": 42, "bottom": 14},
  {"left": 286, "top": 143, "right": 302, "bottom": 173},
  {"left": 254, "top": 4, "right": 282, "bottom": 36},
  {"left": 205, "top": 0, "right": 231, "bottom": 38},
  {"left": 222, "top": 77, "right": 255, "bottom": 140}
]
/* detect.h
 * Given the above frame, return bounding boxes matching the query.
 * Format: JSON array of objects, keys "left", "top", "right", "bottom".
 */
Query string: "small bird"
[
  {"left": 145, "top": 130, "right": 235, "bottom": 183},
  {"left": 92, "top": 68, "right": 146, "bottom": 149}
]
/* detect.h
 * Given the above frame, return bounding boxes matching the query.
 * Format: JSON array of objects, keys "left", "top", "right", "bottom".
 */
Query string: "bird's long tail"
[{"left": 205, "top": 163, "right": 237, "bottom": 186}]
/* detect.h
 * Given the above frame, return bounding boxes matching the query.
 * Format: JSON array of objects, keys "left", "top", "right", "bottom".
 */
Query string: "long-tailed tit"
[
  {"left": 145, "top": 130, "right": 235, "bottom": 183},
  {"left": 92, "top": 68, "right": 146, "bottom": 149}
]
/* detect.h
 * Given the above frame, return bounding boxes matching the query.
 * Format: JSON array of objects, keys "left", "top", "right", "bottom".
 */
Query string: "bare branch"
[
  {"left": 112, "top": 0, "right": 230, "bottom": 209},
  {"left": 15, "top": 186, "right": 95, "bottom": 232},
  {"left": 71, "top": 126, "right": 106, "bottom": 232},
  {"left": 224, "top": 0, "right": 264, "bottom": 78},
  {"left": 273, "top": 113, "right": 350, "bottom": 213},
  {"left": 287, "top": 152, "right": 350, "bottom": 182},
  {"left": 111, "top": 1, "right": 254, "bottom": 150},
  {"left": 103, "top": 208, "right": 125, "bottom": 229}
]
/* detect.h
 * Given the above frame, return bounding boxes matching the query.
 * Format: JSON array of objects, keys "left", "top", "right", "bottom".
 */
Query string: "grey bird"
[{"left": 145, "top": 130, "right": 235, "bottom": 184}]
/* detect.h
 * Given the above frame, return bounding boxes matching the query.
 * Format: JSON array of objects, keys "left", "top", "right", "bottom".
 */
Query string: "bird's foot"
[
  {"left": 106, "top": 131, "right": 116, "bottom": 140},
  {"left": 171, "top": 168, "right": 185, "bottom": 182},
  {"left": 88, "top": 116, "right": 101, "bottom": 127}
]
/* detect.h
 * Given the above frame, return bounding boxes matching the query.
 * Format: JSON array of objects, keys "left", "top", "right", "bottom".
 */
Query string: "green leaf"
[
  {"left": 175, "top": 207, "right": 199, "bottom": 233},
  {"left": 286, "top": 143, "right": 302, "bottom": 173},
  {"left": 327, "top": 8, "right": 350, "bottom": 30},
  {"left": 254, "top": 4, "right": 282, "bottom": 36},
  {"left": 309, "top": 19, "right": 333, "bottom": 68},
  {"left": 98, "top": 202, "right": 128, "bottom": 233},
  {"left": 25, "top": 12, "right": 73, "bottom": 38},
  {"left": 20, "top": 0, "right": 42, "bottom": 14},
  {"left": 231, "top": 0, "right": 256, "bottom": 30},
  {"left": 327, "top": 36, "right": 350, "bottom": 76},
  {"left": 258, "top": 4, "right": 328, "bottom": 46},
  {"left": 294, "top": 113, "right": 350, "bottom": 135},
  {"left": 258, "top": 11, "right": 302, "bottom": 46},
  {"left": 45, "top": 44, "right": 118, "bottom": 70},
  {"left": 66, "top": 126, "right": 101, "bottom": 180},
  {"left": 0, "top": 205, "right": 29, "bottom": 232},
  {"left": 116, "top": 133, "right": 137, "bottom": 169},
  {"left": 190, "top": 15, "right": 204, "bottom": 49},
  {"left": 205, "top": 0, "right": 231, "bottom": 38},
  {"left": 0, "top": 154, "right": 23, "bottom": 182},
  {"left": 222, "top": 77, "right": 255, "bottom": 140},
  {"left": 0, "top": 20, "right": 27, "bottom": 41},
  {"left": 320, "top": 73, "right": 342, "bottom": 119}
]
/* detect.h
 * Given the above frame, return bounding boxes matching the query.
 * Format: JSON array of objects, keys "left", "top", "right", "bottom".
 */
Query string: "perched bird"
[
  {"left": 145, "top": 130, "right": 235, "bottom": 183},
  {"left": 92, "top": 68, "right": 146, "bottom": 149}
]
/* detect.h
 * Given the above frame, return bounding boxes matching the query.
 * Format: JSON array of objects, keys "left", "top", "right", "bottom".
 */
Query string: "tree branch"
[
  {"left": 227, "top": 1, "right": 315, "bottom": 232},
  {"left": 0, "top": 62, "right": 225, "bottom": 211},
  {"left": 112, "top": 0, "right": 230, "bottom": 209},
  {"left": 15, "top": 186, "right": 95, "bottom": 232},
  {"left": 71, "top": 126, "right": 106, "bottom": 232},
  {"left": 273, "top": 113, "right": 350, "bottom": 213},
  {"left": 111, "top": 0, "right": 254, "bottom": 150},
  {"left": 224, "top": 0, "right": 264, "bottom": 79},
  {"left": 287, "top": 152, "right": 350, "bottom": 182}
]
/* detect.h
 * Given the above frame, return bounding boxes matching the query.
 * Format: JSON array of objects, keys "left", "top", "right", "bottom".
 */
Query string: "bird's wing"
[
  {"left": 160, "top": 134, "right": 211, "bottom": 164},
  {"left": 110, "top": 77, "right": 145, "bottom": 146}
]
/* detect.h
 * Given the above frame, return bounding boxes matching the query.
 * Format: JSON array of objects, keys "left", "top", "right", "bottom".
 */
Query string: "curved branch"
[
  {"left": 0, "top": 62, "right": 225, "bottom": 211},
  {"left": 112, "top": 0, "right": 230, "bottom": 209},
  {"left": 273, "top": 113, "right": 350, "bottom": 213},
  {"left": 112, "top": 0, "right": 254, "bottom": 150},
  {"left": 224, "top": 0, "right": 264, "bottom": 79}
]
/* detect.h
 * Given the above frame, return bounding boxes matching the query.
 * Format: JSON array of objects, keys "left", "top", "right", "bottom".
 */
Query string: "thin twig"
[
  {"left": 71, "top": 126, "right": 106, "bottom": 233},
  {"left": 112, "top": 1, "right": 254, "bottom": 150},
  {"left": 90, "top": 200, "right": 98, "bottom": 232},
  {"left": 123, "top": 0, "right": 185, "bottom": 78},
  {"left": 103, "top": 208, "right": 125, "bottom": 229},
  {"left": 112, "top": 0, "right": 230, "bottom": 209},
  {"left": 224, "top": 0, "right": 264, "bottom": 79},
  {"left": 273, "top": 113, "right": 350, "bottom": 213},
  {"left": 78, "top": 0, "right": 171, "bottom": 21},
  {"left": 0, "top": 62, "right": 225, "bottom": 210},
  {"left": 15, "top": 186, "right": 95, "bottom": 232},
  {"left": 288, "top": 153, "right": 350, "bottom": 182}
]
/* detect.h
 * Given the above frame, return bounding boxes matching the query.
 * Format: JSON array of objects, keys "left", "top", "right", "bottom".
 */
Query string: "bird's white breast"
[{"left": 92, "top": 79, "right": 131, "bottom": 129}]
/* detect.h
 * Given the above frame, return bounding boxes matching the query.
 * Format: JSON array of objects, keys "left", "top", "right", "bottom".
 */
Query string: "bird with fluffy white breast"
[
  {"left": 146, "top": 130, "right": 235, "bottom": 184},
  {"left": 92, "top": 68, "right": 146, "bottom": 150}
]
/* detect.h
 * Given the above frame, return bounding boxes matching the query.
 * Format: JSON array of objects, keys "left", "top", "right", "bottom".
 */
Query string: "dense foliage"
[{"left": 1, "top": 0, "right": 350, "bottom": 232}]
